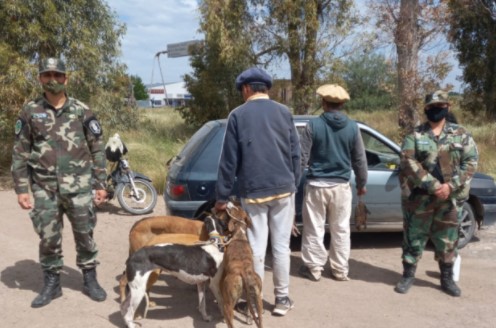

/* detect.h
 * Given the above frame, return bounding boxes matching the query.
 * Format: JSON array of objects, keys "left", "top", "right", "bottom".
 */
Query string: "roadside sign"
[{"left": 167, "top": 40, "right": 203, "bottom": 58}]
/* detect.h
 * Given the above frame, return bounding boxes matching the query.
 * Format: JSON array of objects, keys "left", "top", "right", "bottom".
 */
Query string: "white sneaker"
[{"left": 272, "top": 296, "right": 294, "bottom": 316}]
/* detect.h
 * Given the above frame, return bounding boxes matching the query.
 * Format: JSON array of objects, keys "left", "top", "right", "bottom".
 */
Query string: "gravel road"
[{"left": 1, "top": 189, "right": 495, "bottom": 328}]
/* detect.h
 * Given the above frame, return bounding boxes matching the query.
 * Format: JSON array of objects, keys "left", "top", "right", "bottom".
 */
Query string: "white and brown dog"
[
  {"left": 220, "top": 204, "right": 263, "bottom": 328},
  {"left": 119, "top": 215, "right": 207, "bottom": 303},
  {"left": 120, "top": 215, "right": 225, "bottom": 328},
  {"left": 118, "top": 200, "right": 225, "bottom": 304}
]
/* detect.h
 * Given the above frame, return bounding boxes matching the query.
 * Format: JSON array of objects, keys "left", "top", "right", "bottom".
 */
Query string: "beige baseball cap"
[{"left": 316, "top": 84, "right": 350, "bottom": 103}]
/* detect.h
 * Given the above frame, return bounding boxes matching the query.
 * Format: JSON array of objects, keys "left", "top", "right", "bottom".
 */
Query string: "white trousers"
[
  {"left": 301, "top": 183, "right": 352, "bottom": 276},
  {"left": 241, "top": 194, "right": 294, "bottom": 298}
]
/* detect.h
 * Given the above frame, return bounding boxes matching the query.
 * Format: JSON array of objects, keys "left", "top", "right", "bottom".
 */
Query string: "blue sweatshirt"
[{"left": 216, "top": 97, "right": 301, "bottom": 201}]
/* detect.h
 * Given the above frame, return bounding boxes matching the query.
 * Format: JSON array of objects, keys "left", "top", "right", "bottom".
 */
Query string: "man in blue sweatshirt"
[
  {"left": 299, "top": 84, "right": 367, "bottom": 282},
  {"left": 215, "top": 67, "right": 301, "bottom": 316}
]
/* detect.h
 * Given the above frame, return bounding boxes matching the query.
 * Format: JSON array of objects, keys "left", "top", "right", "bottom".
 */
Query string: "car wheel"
[{"left": 457, "top": 202, "right": 476, "bottom": 249}]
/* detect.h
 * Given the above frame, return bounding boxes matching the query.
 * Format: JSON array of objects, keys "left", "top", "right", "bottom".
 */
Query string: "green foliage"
[
  {"left": 90, "top": 90, "right": 141, "bottom": 133},
  {"left": 181, "top": 44, "right": 246, "bottom": 126},
  {"left": 448, "top": 0, "right": 496, "bottom": 119},
  {"left": 0, "top": 44, "right": 39, "bottom": 173},
  {"left": 112, "top": 109, "right": 197, "bottom": 194},
  {"left": 131, "top": 75, "right": 149, "bottom": 100},
  {"left": 187, "top": 0, "right": 357, "bottom": 118},
  {"left": 341, "top": 53, "right": 397, "bottom": 111},
  {"left": 0, "top": 0, "right": 135, "bottom": 174},
  {"left": 250, "top": 0, "right": 357, "bottom": 114},
  {"left": 180, "top": 0, "right": 253, "bottom": 126}
]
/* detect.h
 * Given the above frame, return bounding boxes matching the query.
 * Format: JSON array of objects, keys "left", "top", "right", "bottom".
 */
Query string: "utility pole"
[{"left": 151, "top": 50, "right": 169, "bottom": 106}]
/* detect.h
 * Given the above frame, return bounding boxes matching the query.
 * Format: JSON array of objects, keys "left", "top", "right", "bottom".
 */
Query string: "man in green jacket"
[
  {"left": 11, "top": 57, "right": 108, "bottom": 308},
  {"left": 299, "top": 84, "right": 368, "bottom": 282},
  {"left": 395, "top": 90, "right": 478, "bottom": 296}
]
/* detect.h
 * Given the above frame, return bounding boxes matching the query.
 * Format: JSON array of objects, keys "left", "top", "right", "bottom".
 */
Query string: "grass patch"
[{"left": 106, "top": 108, "right": 197, "bottom": 194}]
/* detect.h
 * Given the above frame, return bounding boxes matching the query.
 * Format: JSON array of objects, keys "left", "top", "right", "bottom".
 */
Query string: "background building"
[{"left": 146, "top": 81, "right": 192, "bottom": 107}]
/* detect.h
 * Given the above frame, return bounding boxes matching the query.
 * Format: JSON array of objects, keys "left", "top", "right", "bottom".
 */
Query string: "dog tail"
[{"left": 242, "top": 272, "right": 263, "bottom": 328}]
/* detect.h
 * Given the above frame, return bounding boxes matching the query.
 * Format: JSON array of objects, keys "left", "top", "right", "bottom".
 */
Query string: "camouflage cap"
[
  {"left": 39, "top": 57, "right": 66, "bottom": 74},
  {"left": 316, "top": 84, "right": 350, "bottom": 103},
  {"left": 425, "top": 90, "right": 449, "bottom": 106}
]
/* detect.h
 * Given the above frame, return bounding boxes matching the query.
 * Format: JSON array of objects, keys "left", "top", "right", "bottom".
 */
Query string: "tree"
[
  {"left": 185, "top": 0, "right": 358, "bottom": 123},
  {"left": 181, "top": 0, "right": 253, "bottom": 126},
  {"left": 249, "top": 0, "right": 357, "bottom": 114},
  {"left": 395, "top": 0, "right": 421, "bottom": 133},
  {"left": 131, "top": 75, "right": 149, "bottom": 101},
  {"left": 0, "top": 0, "right": 136, "bottom": 173},
  {"left": 368, "top": 0, "right": 451, "bottom": 135},
  {"left": 341, "top": 53, "right": 397, "bottom": 111},
  {"left": 448, "top": 0, "right": 496, "bottom": 119}
]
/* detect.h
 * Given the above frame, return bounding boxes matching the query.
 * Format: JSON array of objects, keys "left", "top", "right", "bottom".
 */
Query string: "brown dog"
[
  {"left": 220, "top": 203, "right": 263, "bottom": 328},
  {"left": 128, "top": 215, "right": 206, "bottom": 253}
]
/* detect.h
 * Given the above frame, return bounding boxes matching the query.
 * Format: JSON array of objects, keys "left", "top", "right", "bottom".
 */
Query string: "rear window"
[
  {"left": 177, "top": 121, "right": 220, "bottom": 161},
  {"left": 190, "top": 125, "right": 226, "bottom": 174}
]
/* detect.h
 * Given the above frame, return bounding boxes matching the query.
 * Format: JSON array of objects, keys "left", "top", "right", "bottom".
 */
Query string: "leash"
[
  {"left": 226, "top": 205, "right": 247, "bottom": 226},
  {"left": 221, "top": 228, "right": 247, "bottom": 247}
]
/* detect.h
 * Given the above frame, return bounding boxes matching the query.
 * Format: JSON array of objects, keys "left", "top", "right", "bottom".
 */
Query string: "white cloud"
[{"left": 106, "top": 0, "right": 202, "bottom": 84}]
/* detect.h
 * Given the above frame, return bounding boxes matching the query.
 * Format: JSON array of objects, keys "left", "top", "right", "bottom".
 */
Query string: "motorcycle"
[{"left": 102, "top": 133, "right": 158, "bottom": 215}]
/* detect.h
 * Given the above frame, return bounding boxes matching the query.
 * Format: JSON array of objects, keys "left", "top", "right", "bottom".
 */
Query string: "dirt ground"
[{"left": 1, "top": 188, "right": 495, "bottom": 328}]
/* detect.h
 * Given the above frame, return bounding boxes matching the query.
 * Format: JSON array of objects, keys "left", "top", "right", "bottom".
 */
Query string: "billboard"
[{"left": 167, "top": 40, "right": 203, "bottom": 58}]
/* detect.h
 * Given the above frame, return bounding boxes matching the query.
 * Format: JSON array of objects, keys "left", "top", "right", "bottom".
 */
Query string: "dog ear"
[{"left": 228, "top": 218, "right": 235, "bottom": 232}]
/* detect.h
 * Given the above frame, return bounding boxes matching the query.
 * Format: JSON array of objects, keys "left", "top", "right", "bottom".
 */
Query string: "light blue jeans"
[{"left": 241, "top": 194, "right": 295, "bottom": 299}]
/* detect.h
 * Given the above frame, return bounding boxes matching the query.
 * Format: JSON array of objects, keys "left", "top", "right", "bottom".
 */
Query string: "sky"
[
  {"left": 106, "top": 0, "right": 204, "bottom": 85},
  {"left": 106, "top": 0, "right": 462, "bottom": 91}
]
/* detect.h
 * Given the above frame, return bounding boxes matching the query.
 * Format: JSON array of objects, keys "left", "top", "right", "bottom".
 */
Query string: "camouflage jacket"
[
  {"left": 11, "top": 95, "right": 107, "bottom": 195},
  {"left": 399, "top": 121, "right": 478, "bottom": 201}
]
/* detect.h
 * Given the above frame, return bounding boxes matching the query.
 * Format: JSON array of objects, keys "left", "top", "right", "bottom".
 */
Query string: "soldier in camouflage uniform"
[
  {"left": 395, "top": 90, "right": 478, "bottom": 297},
  {"left": 11, "top": 57, "right": 108, "bottom": 308}
]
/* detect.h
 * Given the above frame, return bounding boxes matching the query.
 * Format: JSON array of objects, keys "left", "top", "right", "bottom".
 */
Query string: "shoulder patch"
[
  {"left": 15, "top": 118, "right": 26, "bottom": 136},
  {"left": 84, "top": 116, "right": 103, "bottom": 138}
]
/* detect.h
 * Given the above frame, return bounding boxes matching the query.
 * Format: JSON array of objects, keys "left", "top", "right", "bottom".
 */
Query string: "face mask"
[
  {"left": 424, "top": 106, "right": 448, "bottom": 123},
  {"left": 42, "top": 80, "right": 66, "bottom": 95}
]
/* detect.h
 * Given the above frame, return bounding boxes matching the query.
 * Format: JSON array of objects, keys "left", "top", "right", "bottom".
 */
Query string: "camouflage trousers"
[
  {"left": 401, "top": 193, "right": 459, "bottom": 265},
  {"left": 29, "top": 183, "right": 99, "bottom": 273}
]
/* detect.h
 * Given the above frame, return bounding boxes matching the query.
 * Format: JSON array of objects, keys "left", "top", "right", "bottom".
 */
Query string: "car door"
[{"left": 351, "top": 125, "right": 402, "bottom": 230}]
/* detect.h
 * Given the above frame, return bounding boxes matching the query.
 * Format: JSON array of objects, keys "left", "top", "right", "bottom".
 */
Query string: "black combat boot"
[
  {"left": 82, "top": 268, "right": 107, "bottom": 301},
  {"left": 394, "top": 262, "right": 417, "bottom": 294},
  {"left": 31, "top": 271, "right": 62, "bottom": 308},
  {"left": 439, "top": 262, "right": 461, "bottom": 297}
]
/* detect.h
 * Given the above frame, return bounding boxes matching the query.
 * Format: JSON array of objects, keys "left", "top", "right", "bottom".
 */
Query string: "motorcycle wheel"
[{"left": 116, "top": 179, "right": 157, "bottom": 215}]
